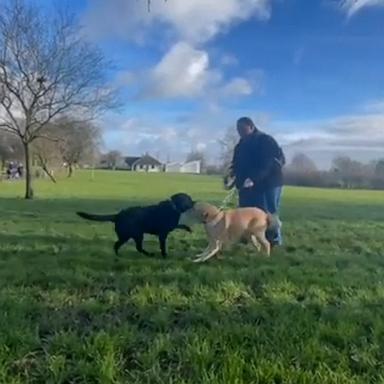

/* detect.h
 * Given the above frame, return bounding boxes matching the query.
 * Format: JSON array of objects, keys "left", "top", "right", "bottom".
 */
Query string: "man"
[{"left": 230, "top": 117, "right": 285, "bottom": 246}]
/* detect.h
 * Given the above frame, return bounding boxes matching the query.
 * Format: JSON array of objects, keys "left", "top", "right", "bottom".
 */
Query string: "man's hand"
[
  {"left": 224, "top": 174, "right": 236, "bottom": 190},
  {"left": 243, "top": 178, "right": 254, "bottom": 188}
]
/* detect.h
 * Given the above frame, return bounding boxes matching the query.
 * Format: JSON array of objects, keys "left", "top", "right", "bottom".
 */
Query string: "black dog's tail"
[{"left": 76, "top": 211, "right": 117, "bottom": 223}]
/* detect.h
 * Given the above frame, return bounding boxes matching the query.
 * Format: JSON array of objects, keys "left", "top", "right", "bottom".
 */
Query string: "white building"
[
  {"left": 125, "top": 155, "right": 163, "bottom": 172},
  {"left": 165, "top": 160, "right": 201, "bottom": 174}
]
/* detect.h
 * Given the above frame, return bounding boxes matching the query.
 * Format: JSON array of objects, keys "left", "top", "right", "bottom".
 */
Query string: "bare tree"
[
  {"left": 102, "top": 150, "right": 123, "bottom": 170},
  {"left": 289, "top": 152, "right": 318, "bottom": 173},
  {"left": 375, "top": 159, "right": 384, "bottom": 178},
  {"left": 32, "top": 136, "right": 60, "bottom": 183},
  {"left": 332, "top": 156, "right": 364, "bottom": 189},
  {"left": 218, "top": 127, "right": 238, "bottom": 172},
  {"left": 55, "top": 118, "right": 101, "bottom": 177},
  {"left": 0, "top": 0, "right": 116, "bottom": 198},
  {"left": 186, "top": 150, "right": 206, "bottom": 172}
]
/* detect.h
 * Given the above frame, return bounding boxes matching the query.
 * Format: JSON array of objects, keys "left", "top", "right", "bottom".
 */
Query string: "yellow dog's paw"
[{"left": 192, "top": 256, "right": 205, "bottom": 263}]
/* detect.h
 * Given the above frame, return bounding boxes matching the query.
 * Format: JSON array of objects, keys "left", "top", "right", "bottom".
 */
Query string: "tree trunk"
[
  {"left": 42, "top": 165, "right": 57, "bottom": 183},
  {"left": 37, "top": 155, "right": 57, "bottom": 184},
  {"left": 23, "top": 142, "right": 34, "bottom": 199},
  {"left": 67, "top": 163, "right": 73, "bottom": 177}
]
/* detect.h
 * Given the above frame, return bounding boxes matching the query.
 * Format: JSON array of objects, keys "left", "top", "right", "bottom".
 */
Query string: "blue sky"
[{"left": 42, "top": 0, "right": 384, "bottom": 167}]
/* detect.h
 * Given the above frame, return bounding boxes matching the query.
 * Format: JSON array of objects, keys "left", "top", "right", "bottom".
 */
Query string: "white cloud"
[
  {"left": 100, "top": 101, "right": 384, "bottom": 169},
  {"left": 100, "top": 102, "right": 384, "bottom": 171},
  {"left": 124, "top": 41, "right": 255, "bottom": 101},
  {"left": 100, "top": 106, "right": 279, "bottom": 165},
  {"left": 100, "top": 111, "right": 223, "bottom": 163},
  {"left": 85, "top": 2, "right": 266, "bottom": 108},
  {"left": 221, "top": 54, "right": 239, "bottom": 67},
  {"left": 196, "top": 142, "right": 208, "bottom": 152},
  {"left": 275, "top": 112, "right": 384, "bottom": 168},
  {"left": 140, "top": 42, "right": 216, "bottom": 99},
  {"left": 221, "top": 77, "right": 253, "bottom": 97},
  {"left": 341, "top": 0, "right": 384, "bottom": 17},
  {"left": 85, "top": 0, "right": 272, "bottom": 44}
]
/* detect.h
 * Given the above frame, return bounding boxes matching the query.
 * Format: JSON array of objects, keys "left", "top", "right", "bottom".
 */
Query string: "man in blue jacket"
[{"left": 230, "top": 117, "right": 285, "bottom": 246}]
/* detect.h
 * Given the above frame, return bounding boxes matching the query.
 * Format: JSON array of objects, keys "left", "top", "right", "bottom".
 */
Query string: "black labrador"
[{"left": 76, "top": 193, "right": 195, "bottom": 257}]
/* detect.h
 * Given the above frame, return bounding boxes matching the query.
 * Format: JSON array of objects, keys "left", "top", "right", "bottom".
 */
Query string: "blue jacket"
[{"left": 232, "top": 131, "right": 284, "bottom": 190}]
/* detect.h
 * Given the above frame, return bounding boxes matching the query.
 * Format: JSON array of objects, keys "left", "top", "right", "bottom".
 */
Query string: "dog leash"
[{"left": 219, "top": 188, "right": 237, "bottom": 210}]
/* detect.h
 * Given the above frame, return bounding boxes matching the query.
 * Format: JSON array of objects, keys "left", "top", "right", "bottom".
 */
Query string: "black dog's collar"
[{"left": 169, "top": 197, "right": 196, "bottom": 214}]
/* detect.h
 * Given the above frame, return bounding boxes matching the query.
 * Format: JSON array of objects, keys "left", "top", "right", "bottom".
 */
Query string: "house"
[
  {"left": 165, "top": 160, "right": 201, "bottom": 174},
  {"left": 124, "top": 154, "right": 163, "bottom": 172}
]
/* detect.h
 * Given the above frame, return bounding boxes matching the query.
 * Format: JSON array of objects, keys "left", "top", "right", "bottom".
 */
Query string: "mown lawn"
[{"left": 1, "top": 170, "right": 384, "bottom": 383}]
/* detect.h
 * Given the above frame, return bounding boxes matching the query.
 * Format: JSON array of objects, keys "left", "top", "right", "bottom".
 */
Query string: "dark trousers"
[{"left": 238, "top": 186, "right": 283, "bottom": 245}]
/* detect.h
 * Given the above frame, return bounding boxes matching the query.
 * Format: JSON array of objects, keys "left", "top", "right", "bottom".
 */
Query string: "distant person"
[
  {"left": 230, "top": 117, "right": 285, "bottom": 246},
  {"left": 17, "top": 163, "right": 24, "bottom": 178},
  {"left": 6, "top": 164, "right": 12, "bottom": 179}
]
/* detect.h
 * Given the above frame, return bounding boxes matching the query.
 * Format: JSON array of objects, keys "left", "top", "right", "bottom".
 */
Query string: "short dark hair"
[{"left": 237, "top": 117, "right": 256, "bottom": 129}]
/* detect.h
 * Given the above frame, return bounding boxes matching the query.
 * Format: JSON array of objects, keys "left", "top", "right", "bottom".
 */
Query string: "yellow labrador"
[{"left": 190, "top": 202, "right": 280, "bottom": 263}]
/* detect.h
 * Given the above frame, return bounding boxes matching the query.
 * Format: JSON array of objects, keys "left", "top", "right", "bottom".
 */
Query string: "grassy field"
[{"left": 1, "top": 170, "right": 384, "bottom": 383}]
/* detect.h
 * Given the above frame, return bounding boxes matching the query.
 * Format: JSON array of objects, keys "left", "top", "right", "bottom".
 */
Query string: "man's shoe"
[{"left": 270, "top": 240, "right": 282, "bottom": 249}]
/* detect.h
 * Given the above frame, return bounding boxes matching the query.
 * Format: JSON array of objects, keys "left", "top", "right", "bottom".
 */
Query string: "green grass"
[{"left": 1, "top": 170, "right": 384, "bottom": 383}]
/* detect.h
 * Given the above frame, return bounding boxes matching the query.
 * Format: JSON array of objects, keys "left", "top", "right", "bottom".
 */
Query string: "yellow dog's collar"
[{"left": 205, "top": 210, "right": 225, "bottom": 227}]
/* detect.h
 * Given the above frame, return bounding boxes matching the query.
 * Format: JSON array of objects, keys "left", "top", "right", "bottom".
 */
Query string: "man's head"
[{"left": 236, "top": 117, "right": 257, "bottom": 138}]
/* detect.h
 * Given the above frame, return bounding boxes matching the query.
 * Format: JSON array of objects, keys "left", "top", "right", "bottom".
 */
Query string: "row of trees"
[
  {"left": 285, "top": 153, "right": 384, "bottom": 190},
  {"left": 0, "top": 118, "right": 100, "bottom": 181}
]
